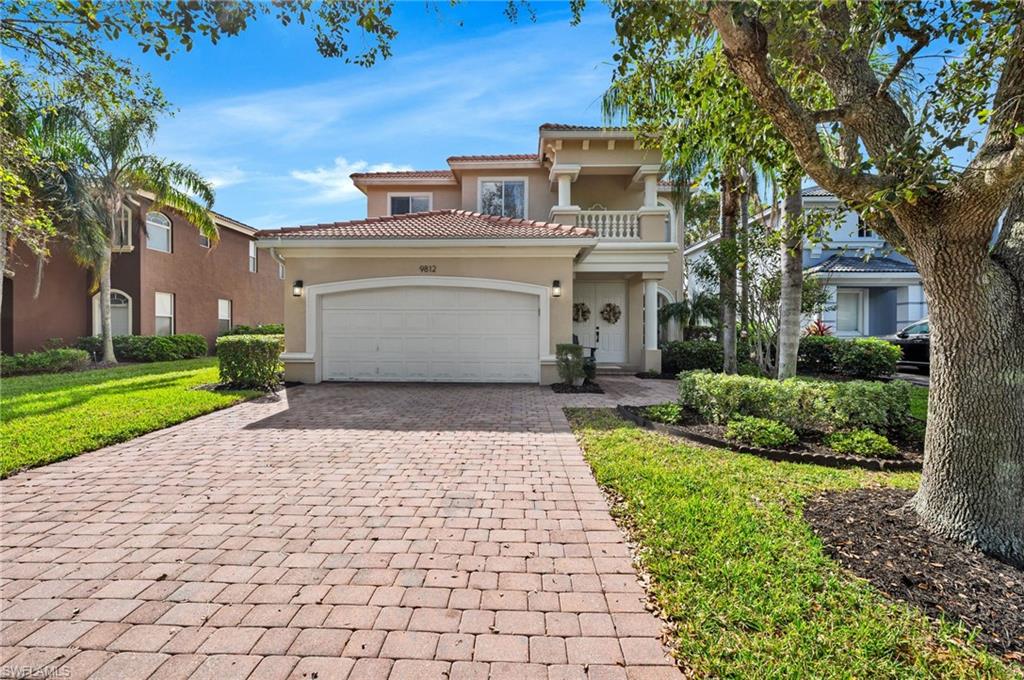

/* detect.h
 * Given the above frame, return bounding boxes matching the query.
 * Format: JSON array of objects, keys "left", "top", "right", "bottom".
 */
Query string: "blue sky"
[{"left": 120, "top": 3, "right": 618, "bottom": 229}]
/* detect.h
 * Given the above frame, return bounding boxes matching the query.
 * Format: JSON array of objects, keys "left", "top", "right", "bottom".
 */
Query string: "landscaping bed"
[
  {"left": 619, "top": 404, "right": 922, "bottom": 472},
  {"left": 806, "top": 488, "right": 1024, "bottom": 659},
  {"left": 551, "top": 380, "right": 604, "bottom": 394},
  {"left": 567, "top": 408, "right": 1015, "bottom": 677}
]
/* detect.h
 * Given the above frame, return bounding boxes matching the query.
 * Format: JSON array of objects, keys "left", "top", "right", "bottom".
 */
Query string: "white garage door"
[{"left": 320, "top": 285, "right": 540, "bottom": 383}]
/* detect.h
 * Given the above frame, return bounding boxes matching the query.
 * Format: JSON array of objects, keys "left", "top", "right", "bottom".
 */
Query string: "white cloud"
[
  {"left": 206, "top": 166, "right": 249, "bottom": 189},
  {"left": 290, "top": 157, "right": 412, "bottom": 203}
]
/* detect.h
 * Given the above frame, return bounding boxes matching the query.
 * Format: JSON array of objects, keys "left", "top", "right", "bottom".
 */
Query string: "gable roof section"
[
  {"left": 805, "top": 254, "right": 918, "bottom": 275},
  {"left": 258, "top": 209, "right": 595, "bottom": 241}
]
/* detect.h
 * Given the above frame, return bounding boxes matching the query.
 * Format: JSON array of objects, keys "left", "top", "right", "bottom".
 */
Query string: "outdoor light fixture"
[
  {"left": 292, "top": 280, "right": 304, "bottom": 297},
  {"left": 552, "top": 280, "right": 562, "bottom": 297}
]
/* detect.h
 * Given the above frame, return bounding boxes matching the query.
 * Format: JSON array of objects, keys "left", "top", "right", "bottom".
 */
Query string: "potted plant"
[{"left": 556, "top": 343, "right": 586, "bottom": 387}]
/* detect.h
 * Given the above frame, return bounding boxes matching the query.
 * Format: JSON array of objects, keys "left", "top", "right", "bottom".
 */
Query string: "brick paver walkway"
[{"left": 1, "top": 377, "right": 681, "bottom": 679}]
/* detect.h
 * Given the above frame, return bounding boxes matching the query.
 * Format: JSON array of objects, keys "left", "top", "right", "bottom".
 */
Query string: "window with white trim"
[
  {"left": 199, "top": 234, "right": 211, "bottom": 248},
  {"left": 217, "top": 299, "right": 232, "bottom": 334},
  {"left": 146, "top": 212, "right": 172, "bottom": 252},
  {"left": 479, "top": 179, "right": 526, "bottom": 218},
  {"left": 113, "top": 205, "right": 132, "bottom": 250},
  {"left": 248, "top": 241, "right": 257, "bottom": 273},
  {"left": 856, "top": 216, "right": 874, "bottom": 238},
  {"left": 388, "top": 194, "right": 431, "bottom": 215},
  {"left": 92, "top": 290, "right": 132, "bottom": 336},
  {"left": 155, "top": 292, "right": 174, "bottom": 336}
]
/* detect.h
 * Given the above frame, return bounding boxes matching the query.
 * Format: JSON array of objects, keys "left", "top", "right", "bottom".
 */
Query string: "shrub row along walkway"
[{"left": 0, "top": 378, "right": 680, "bottom": 680}]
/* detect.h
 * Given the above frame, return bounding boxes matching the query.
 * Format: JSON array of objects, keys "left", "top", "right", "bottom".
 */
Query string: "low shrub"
[
  {"left": 797, "top": 335, "right": 901, "bottom": 379},
  {"left": 798, "top": 335, "right": 841, "bottom": 373},
  {"left": 826, "top": 429, "right": 900, "bottom": 459},
  {"left": 662, "top": 340, "right": 724, "bottom": 375},
  {"left": 76, "top": 334, "right": 208, "bottom": 362},
  {"left": 222, "top": 323, "right": 285, "bottom": 336},
  {"left": 216, "top": 334, "right": 284, "bottom": 390},
  {"left": 583, "top": 356, "right": 596, "bottom": 382},
  {"left": 555, "top": 343, "right": 586, "bottom": 385},
  {"left": 643, "top": 403, "right": 685, "bottom": 425},
  {"left": 678, "top": 370, "right": 913, "bottom": 436},
  {"left": 0, "top": 348, "right": 90, "bottom": 376},
  {"left": 833, "top": 337, "right": 902, "bottom": 378},
  {"left": 725, "top": 416, "right": 798, "bottom": 449}
]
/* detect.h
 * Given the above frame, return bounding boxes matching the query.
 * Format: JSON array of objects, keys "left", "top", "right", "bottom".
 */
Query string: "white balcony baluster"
[{"left": 578, "top": 210, "right": 639, "bottom": 240}]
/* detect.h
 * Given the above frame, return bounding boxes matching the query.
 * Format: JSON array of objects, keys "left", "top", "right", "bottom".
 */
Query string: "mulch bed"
[
  {"left": 806, "top": 488, "right": 1024, "bottom": 659},
  {"left": 635, "top": 372, "right": 676, "bottom": 380},
  {"left": 551, "top": 381, "right": 604, "bottom": 394},
  {"left": 617, "top": 404, "right": 922, "bottom": 472}
]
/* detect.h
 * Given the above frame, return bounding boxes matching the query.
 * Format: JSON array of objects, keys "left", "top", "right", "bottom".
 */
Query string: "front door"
[{"left": 573, "top": 281, "right": 627, "bottom": 364}]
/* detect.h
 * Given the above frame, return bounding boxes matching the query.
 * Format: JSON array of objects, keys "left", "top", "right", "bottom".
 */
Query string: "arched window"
[
  {"left": 113, "top": 205, "right": 132, "bottom": 249},
  {"left": 92, "top": 290, "right": 133, "bottom": 337},
  {"left": 146, "top": 211, "right": 172, "bottom": 252}
]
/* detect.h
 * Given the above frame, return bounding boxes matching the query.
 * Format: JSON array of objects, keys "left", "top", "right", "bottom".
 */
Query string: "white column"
[
  {"left": 644, "top": 279, "right": 658, "bottom": 350},
  {"left": 643, "top": 174, "right": 658, "bottom": 208},
  {"left": 557, "top": 174, "right": 572, "bottom": 208}
]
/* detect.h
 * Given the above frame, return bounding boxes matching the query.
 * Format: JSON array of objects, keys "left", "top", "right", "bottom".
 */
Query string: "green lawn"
[
  {"left": 910, "top": 384, "right": 929, "bottom": 420},
  {"left": 0, "top": 358, "right": 257, "bottom": 478},
  {"left": 567, "top": 408, "right": 1012, "bottom": 679}
]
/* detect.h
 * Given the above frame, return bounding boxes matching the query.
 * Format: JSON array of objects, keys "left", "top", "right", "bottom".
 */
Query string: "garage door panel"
[{"left": 320, "top": 285, "right": 540, "bottom": 383}]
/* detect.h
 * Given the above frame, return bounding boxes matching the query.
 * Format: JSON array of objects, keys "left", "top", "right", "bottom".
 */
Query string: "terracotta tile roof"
[
  {"left": 259, "top": 210, "right": 596, "bottom": 241},
  {"left": 349, "top": 169, "right": 454, "bottom": 180},
  {"left": 539, "top": 123, "right": 630, "bottom": 131},
  {"left": 447, "top": 154, "right": 538, "bottom": 162},
  {"left": 805, "top": 254, "right": 918, "bottom": 274}
]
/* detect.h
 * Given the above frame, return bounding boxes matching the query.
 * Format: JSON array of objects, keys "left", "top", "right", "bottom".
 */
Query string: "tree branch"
[
  {"left": 876, "top": 34, "right": 928, "bottom": 98},
  {"left": 707, "top": 4, "right": 894, "bottom": 203}
]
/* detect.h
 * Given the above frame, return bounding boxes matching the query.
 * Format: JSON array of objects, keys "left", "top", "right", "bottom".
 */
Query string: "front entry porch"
[{"left": 571, "top": 274, "right": 662, "bottom": 373}]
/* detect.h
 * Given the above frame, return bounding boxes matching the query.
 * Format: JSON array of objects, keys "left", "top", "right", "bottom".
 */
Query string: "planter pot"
[{"left": 572, "top": 376, "right": 585, "bottom": 387}]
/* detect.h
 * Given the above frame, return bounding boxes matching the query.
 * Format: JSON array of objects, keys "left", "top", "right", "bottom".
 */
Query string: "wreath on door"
[
  {"left": 600, "top": 302, "right": 622, "bottom": 324},
  {"left": 573, "top": 302, "right": 591, "bottom": 323}
]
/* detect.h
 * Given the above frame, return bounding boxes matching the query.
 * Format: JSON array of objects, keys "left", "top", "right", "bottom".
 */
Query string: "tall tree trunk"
[
  {"left": 719, "top": 169, "right": 739, "bottom": 374},
  {"left": 908, "top": 213, "right": 1024, "bottom": 566},
  {"left": 776, "top": 182, "right": 804, "bottom": 379},
  {"left": 98, "top": 243, "right": 116, "bottom": 363}
]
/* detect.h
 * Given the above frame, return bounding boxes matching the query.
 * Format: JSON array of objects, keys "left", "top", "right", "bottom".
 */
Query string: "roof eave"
[{"left": 256, "top": 237, "right": 598, "bottom": 249}]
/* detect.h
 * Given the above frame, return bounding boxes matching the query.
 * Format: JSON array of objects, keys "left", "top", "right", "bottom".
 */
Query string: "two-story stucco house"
[
  {"left": 258, "top": 123, "right": 688, "bottom": 384},
  {"left": 684, "top": 186, "right": 929, "bottom": 338}
]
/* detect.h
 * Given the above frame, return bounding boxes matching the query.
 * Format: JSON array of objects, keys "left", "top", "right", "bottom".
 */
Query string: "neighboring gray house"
[{"left": 684, "top": 186, "right": 928, "bottom": 337}]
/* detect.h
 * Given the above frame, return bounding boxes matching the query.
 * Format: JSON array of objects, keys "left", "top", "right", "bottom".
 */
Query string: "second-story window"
[
  {"left": 389, "top": 194, "right": 431, "bottom": 215},
  {"left": 248, "top": 241, "right": 258, "bottom": 273},
  {"left": 146, "top": 212, "right": 172, "bottom": 252},
  {"left": 479, "top": 179, "right": 526, "bottom": 219},
  {"left": 857, "top": 216, "right": 874, "bottom": 239},
  {"left": 113, "top": 205, "right": 132, "bottom": 250},
  {"left": 199, "top": 234, "right": 211, "bottom": 248}
]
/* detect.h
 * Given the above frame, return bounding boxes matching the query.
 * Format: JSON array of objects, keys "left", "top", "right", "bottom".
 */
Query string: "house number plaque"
[{"left": 418, "top": 265, "right": 437, "bottom": 273}]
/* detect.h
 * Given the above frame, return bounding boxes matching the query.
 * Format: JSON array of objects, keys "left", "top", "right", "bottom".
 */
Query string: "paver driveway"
[{"left": 1, "top": 377, "right": 682, "bottom": 680}]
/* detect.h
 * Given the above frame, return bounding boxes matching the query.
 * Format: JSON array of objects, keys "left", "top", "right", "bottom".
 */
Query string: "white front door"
[
  {"left": 320, "top": 285, "right": 540, "bottom": 383},
  {"left": 573, "top": 281, "right": 627, "bottom": 364}
]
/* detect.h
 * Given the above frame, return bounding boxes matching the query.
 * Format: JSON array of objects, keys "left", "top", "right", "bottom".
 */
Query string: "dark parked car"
[{"left": 884, "top": 318, "right": 930, "bottom": 372}]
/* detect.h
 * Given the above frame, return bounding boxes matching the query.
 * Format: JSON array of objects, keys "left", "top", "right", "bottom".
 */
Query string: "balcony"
[{"left": 578, "top": 210, "right": 639, "bottom": 240}]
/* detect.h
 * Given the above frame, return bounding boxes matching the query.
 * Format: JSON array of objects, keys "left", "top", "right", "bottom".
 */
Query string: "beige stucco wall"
[
  {"left": 551, "top": 140, "right": 662, "bottom": 167},
  {"left": 277, "top": 246, "right": 579, "bottom": 383},
  {"left": 364, "top": 184, "right": 462, "bottom": 218},
  {"left": 571, "top": 176, "right": 645, "bottom": 211}
]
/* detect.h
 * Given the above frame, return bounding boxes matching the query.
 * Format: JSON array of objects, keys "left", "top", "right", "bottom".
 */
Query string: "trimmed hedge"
[
  {"left": 798, "top": 335, "right": 901, "bottom": 379},
  {"left": 216, "top": 334, "right": 284, "bottom": 390},
  {"left": 725, "top": 416, "right": 798, "bottom": 449},
  {"left": 677, "top": 370, "right": 913, "bottom": 436},
  {"left": 0, "top": 348, "right": 90, "bottom": 376},
  {"left": 825, "top": 429, "right": 900, "bottom": 459},
  {"left": 76, "top": 334, "right": 208, "bottom": 362},
  {"left": 221, "top": 323, "right": 285, "bottom": 336},
  {"left": 662, "top": 340, "right": 724, "bottom": 375}
]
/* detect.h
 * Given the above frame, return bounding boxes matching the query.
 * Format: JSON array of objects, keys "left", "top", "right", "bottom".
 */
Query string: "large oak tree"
[{"left": 607, "top": 0, "right": 1024, "bottom": 564}]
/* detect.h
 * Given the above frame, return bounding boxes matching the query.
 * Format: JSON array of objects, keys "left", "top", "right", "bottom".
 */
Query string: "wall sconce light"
[
  {"left": 292, "top": 280, "right": 304, "bottom": 297},
  {"left": 552, "top": 280, "right": 562, "bottom": 297}
]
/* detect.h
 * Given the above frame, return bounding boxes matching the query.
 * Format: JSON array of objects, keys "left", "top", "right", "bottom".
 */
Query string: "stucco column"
[
  {"left": 644, "top": 279, "right": 658, "bottom": 350},
  {"left": 557, "top": 174, "right": 572, "bottom": 208},
  {"left": 643, "top": 174, "right": 658, "bottom": 208},
  {"left": 642, "top": 277, "right": 662, "bottom": 373}
]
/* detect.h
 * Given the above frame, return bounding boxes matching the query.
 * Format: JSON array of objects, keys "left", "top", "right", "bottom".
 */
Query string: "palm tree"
[{"left": 73, "top": 108, "right": 216, "bottom": 362}]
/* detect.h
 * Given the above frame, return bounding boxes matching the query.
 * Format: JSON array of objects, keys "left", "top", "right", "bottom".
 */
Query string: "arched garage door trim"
[{"left": 295, "top": 276, "right": 551, "bottom": 382}]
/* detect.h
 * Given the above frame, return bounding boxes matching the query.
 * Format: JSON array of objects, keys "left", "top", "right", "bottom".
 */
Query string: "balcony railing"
[{"left": 578, "top": 210, "right": 639, "bottom": 239}]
